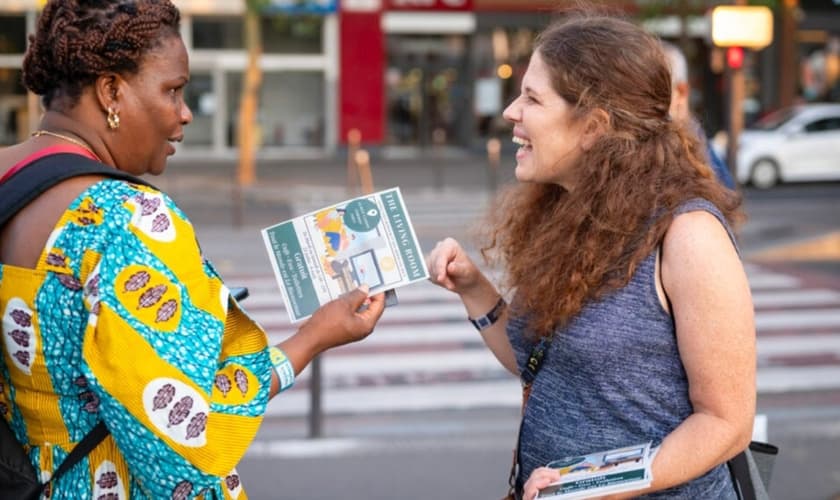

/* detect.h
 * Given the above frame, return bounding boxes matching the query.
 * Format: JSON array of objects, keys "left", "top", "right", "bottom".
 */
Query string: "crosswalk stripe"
[
  {"left": 757, "top": 366, "right": 840, "bottom": 393},
  {"left": 755, "top": 309, "right": 840, "bottom": 330},
  {"left": 758, "top": 333, "right": 840, "bottom": 356},
  {"left": 752, "top": 289, "right": 840, "bottom": 308},
  {"left": 265, "top": 380, "right": 522, "bottom": 417}
]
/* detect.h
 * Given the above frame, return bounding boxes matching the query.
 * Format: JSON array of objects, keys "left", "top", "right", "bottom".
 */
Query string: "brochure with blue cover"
[{"left": 261, "top": 187, "right": 428, "bottom": 322}]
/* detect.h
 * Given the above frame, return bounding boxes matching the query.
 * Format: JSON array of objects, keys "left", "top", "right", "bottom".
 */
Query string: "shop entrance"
[{"left": 385, "top": 35, "right": 470, "bottom": 148}]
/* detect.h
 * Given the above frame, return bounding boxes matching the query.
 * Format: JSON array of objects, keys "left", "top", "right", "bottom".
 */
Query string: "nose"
[
  {"left": 181, "top": 101, "right": 193, "bottom": 125},
  {"left": 502, "top": 95, "right": 520, "bottom": 123}
]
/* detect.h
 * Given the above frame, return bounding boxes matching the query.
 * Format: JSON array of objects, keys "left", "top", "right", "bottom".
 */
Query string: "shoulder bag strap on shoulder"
[{"left": 0, "top": 152, "right": 155, "bottom": 229}]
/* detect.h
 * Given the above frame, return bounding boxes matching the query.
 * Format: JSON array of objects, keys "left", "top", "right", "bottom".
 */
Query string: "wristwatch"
[{"left": 469, "top": 297, "right": 507, "bottom": 331}]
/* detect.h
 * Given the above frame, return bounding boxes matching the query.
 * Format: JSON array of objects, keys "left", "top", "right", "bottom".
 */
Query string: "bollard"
[
  {"left": 346, "top": 128, "right": 362, "bottom": 196},
  {"left": 432, "top": 127, "right": 447, "bottom": 191},
  {"left": 355, "top": 149, "right": 374, "bottom": 195},
  {"left": 486, "top": 137, "right": 501, "bottom": 193}
]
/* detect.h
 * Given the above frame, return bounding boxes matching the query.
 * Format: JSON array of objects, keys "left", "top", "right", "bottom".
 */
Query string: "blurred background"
[{"left": 2, "top": 1, "right": 840, "bottom": 499}]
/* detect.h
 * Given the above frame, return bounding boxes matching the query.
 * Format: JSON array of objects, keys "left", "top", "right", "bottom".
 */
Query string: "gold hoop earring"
[{"left": 107, "top": 107, "right": 121, "bottom": 130}]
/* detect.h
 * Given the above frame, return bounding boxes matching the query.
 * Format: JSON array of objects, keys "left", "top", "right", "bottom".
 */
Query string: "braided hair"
[{"left": 22, "top": 0, "right": 180, "bottom": 109}]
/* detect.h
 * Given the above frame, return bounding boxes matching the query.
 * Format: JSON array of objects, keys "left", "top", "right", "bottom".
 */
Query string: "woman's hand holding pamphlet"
[
  {"left": 261, "top": 187, "right": 429, "bottom": 322},
  {"left": 536, "top": 442, "right": 657, "bottom": 499}
]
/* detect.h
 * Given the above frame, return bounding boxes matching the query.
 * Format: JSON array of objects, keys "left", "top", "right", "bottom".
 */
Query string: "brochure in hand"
[
  {"left": 261, "top": 187, "right": 429, "bottom": 322},
  {"left": 536, "top": 442, "right": 655, "bottom": 500}
]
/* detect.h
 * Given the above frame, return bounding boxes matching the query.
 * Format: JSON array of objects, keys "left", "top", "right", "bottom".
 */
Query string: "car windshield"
[{"left": 749, "top": 107, "right": 800, "bottom": 131}]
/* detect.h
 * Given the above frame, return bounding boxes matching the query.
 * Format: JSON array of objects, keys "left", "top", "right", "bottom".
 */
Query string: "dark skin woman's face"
[{"left": 112, "top": 35, "right": 192, "bottom": 176}]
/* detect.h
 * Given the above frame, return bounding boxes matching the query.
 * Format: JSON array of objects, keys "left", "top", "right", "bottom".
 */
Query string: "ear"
[
  {"left": 93, "top": 73, "right": 123, "bottom": 112},
  {"left": 579, "top": 108, "right": 609, "bottom": 151}
]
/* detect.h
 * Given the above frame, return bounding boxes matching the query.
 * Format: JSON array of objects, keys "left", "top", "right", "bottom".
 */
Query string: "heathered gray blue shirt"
[{"left": 507, "top": 199, "right": 738, "bottom": 498}]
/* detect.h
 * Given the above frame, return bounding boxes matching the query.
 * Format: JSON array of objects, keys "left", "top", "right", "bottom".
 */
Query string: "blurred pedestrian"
[
  {"left": 662, "top": 41, "right": 737, "bottom": 189},
  {"left": 426, "top": 11, "right": 755, "bottom": 500},
  {"left": 0, "top": 1, "right": 385, "bottom": 498}
]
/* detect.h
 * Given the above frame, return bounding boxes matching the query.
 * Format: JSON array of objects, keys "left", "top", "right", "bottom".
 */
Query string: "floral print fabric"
[{"left": 0, "top": 178, "right": 271, "bottom": 499}]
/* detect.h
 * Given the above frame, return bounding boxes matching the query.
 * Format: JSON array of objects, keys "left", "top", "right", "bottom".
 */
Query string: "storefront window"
[
  {"left": 192, "top": 15, "right": 322, "bottom": 54},
  {"left": 227, "top": 71, "right": 324, "bottom": 147},
  {"left": 471, "top": 27, "right": 535, "bottom": 141},
  {"left": 183, "top": 73, "right": 214, "bottom": 147},
  {"left": 0, "top": 15, "right": 26, "bottom": 54},
  {"left": 0, "top": 69, "right": 26, "bottom": 145},
  {"left": 385, "top": 35, "right": 470, "bottom": 147}
]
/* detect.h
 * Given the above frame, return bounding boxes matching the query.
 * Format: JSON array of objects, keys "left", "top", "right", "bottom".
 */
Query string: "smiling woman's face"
[
  {"left": 502, "top": 51, "right": 585, "bottom": 188},
  {"left": 112, "top": 35, "right": 193, "bottom": 176}
]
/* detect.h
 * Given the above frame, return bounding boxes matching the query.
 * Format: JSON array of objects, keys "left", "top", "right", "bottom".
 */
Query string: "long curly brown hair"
[
  {"left": 22, "top": 0, "right": 180, "bottom": 109},
  {"left": 481, "top": 12, "right": 742, "bottom": 337}
]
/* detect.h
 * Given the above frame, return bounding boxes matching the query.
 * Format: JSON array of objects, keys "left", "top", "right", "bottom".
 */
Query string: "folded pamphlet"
[
  {"left": 536, "top": 442, "right": 655, "bottom": 499},
  {"left": 261, "top": 187, "right": 429, "bottom": 322}
]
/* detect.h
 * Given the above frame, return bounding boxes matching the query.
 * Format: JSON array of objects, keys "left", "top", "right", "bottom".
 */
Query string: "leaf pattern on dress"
[
  {"left": 225, "top": 474, "right": 240, "bottom": 491},
  {"left": 91, "top": 302, "right": 101, "bottom": 316},
  {"left": 74, "top": 375, "right": 89, "bottom": 387},
  {"left": 8, "top": 330, "right": 30, "bottom": 347},
  {"left": 156, "top": 299, "right": 178, "bottom": 323},
  {"left": 153, "top": 384, "right": 176, "bottom": 411},
  {"left": 96, "top": 471, "right": 118, "bottom": 489},
  {"left": 151, "top": 213, "right": 170, "bottom": 233},
  {"left": 141, "top": 197, "right": 161, "bottom": 216},
  {"left": 97, "top": 494, "right": 119, "bottom": 500},
  {"left": 77, "top": 216, "right": 97, "bottom": 226},
  {"left": 214, "top": 374, "right": 232, "bottom": 397},
  {"left": 138, "top": 285, "right": 167, "bottom": 309},
  {"left": 123, "top": 271, "right": 150, "bottom": 292},
  {"left": 79, "top": 391, "right": 100, "bottom": 413},
  {"left": 46, "top": 251, "right": 67, "bottom": 268},
  {"left": 57, "top": 274, "right": 83, "bottom": 291},
  {"left": 13, "top": 351, "right": 30, "bottom": 367},
  {"left": 168, "top": 396, "right": 193, "bottom": 427},
  {"left": 234, "top": 369, "right": 248, "bottom": 396},
  {"left": 171, "top": 480, "right": 193, "bottom": 500},
  {"left": 0, "top": 402, "right": 8, "bottom": 416},
  {"left": 185, "top": 412, "right": 207, "bottom": 440},
  {"left": 10, "top": 309, "right": 31, "bottom": 327},
  {"left": 85, "top": 274, "right": 101, "bottom": 296}
]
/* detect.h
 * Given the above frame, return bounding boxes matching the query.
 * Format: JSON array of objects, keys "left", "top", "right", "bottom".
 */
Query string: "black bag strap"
[
  {"left": 0, "top": 152, "right": 150, "bottom": 494},
  {"left": 0, "top": 152, "right": 154, "bottom": 229},
  {"left": 728, "top": 448, "right": 755, "bottom": 500},
  {"left": 47, "top": 422, "right": 110, "bottom": 489}
]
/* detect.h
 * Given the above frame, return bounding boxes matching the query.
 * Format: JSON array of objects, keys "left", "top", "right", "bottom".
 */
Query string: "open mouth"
[{"left": 512, "top": 135, "right": 533, "bottom": 152}]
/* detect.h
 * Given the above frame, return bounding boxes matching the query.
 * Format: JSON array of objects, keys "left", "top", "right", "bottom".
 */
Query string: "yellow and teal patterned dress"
[{"left": 0, "top": 177, "right": 271, "bottom": 499}]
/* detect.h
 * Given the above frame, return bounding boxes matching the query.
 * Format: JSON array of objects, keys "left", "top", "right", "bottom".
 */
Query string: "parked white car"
[{"left": 737, "top": 103, "right": 840, "bottom": 188}]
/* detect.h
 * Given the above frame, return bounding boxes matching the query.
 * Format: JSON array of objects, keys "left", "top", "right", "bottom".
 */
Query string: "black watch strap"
[{"left": 469, "top": 297, "right": 506, "bottom": 331}]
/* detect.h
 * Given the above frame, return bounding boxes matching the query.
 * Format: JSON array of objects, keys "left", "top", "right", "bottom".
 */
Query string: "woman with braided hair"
[
  {"left": 0, "top": 1, "right": 385, "bottom": 498},
  {"left": 426, "top": 10, "right": 756, "bottom": 500}
]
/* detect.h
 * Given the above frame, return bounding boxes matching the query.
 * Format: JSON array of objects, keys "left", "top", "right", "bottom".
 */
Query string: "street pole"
[
  {"left": 486, "top": 138, "right": 500, "bottom": 192},
  {"left": 726, "top": 54, "right": 745, "bottom": 181}
]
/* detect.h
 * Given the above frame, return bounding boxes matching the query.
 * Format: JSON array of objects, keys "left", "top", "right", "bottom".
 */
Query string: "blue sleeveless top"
[{"left": 507, "top": 199, "right": 738, "bottom": 498}]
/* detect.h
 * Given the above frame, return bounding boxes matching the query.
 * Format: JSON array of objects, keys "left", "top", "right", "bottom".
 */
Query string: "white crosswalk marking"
[{"left": 224, "top": 260, "right": 840, "bottom": 418}]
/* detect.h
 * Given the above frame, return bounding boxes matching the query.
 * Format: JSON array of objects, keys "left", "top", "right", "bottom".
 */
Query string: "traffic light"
[{"left": 727, "top": 46, "right": 745, "bottom": 70}]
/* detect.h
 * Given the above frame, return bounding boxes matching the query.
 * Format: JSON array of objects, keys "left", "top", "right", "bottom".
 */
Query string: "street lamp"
[{"left": 710, "top": 5, "right": 773, "bottom": 184}]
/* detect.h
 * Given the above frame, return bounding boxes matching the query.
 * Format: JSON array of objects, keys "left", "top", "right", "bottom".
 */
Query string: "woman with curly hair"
[
  {"left": 0, "top": 1, "right": 384, "bottom": 498},
  {"left": 427, "top": 11, "right": 755, "bottom": 500}
]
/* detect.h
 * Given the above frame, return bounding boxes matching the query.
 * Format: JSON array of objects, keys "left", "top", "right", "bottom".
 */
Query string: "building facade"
[{"left": 0, "top": 0, "right": 836, "bottom": 157}]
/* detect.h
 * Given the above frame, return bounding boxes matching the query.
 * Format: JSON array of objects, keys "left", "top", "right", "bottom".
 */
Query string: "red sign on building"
[{"left": 385, "top": 0, "right": 473, "bottom": 10}]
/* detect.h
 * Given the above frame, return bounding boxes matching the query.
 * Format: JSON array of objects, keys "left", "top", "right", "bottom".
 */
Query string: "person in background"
[
  {"left": 426, "top": 11, "right": 755, "bottom": 500},
  {"left": 0, "top": 1, "right": 385, "bottom": 498},
  {"left": 662, "top": 41, "right": 737, "bottom": 190}
]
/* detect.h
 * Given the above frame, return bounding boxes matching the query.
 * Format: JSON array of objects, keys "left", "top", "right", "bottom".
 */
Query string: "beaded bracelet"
[{"left": 268, "top": 346, "right": 295, "bottom": 393}]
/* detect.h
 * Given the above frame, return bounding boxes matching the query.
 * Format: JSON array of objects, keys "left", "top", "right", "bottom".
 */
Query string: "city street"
[{"left": 159, "top": 155, "right": 840, "bottom": 500}]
